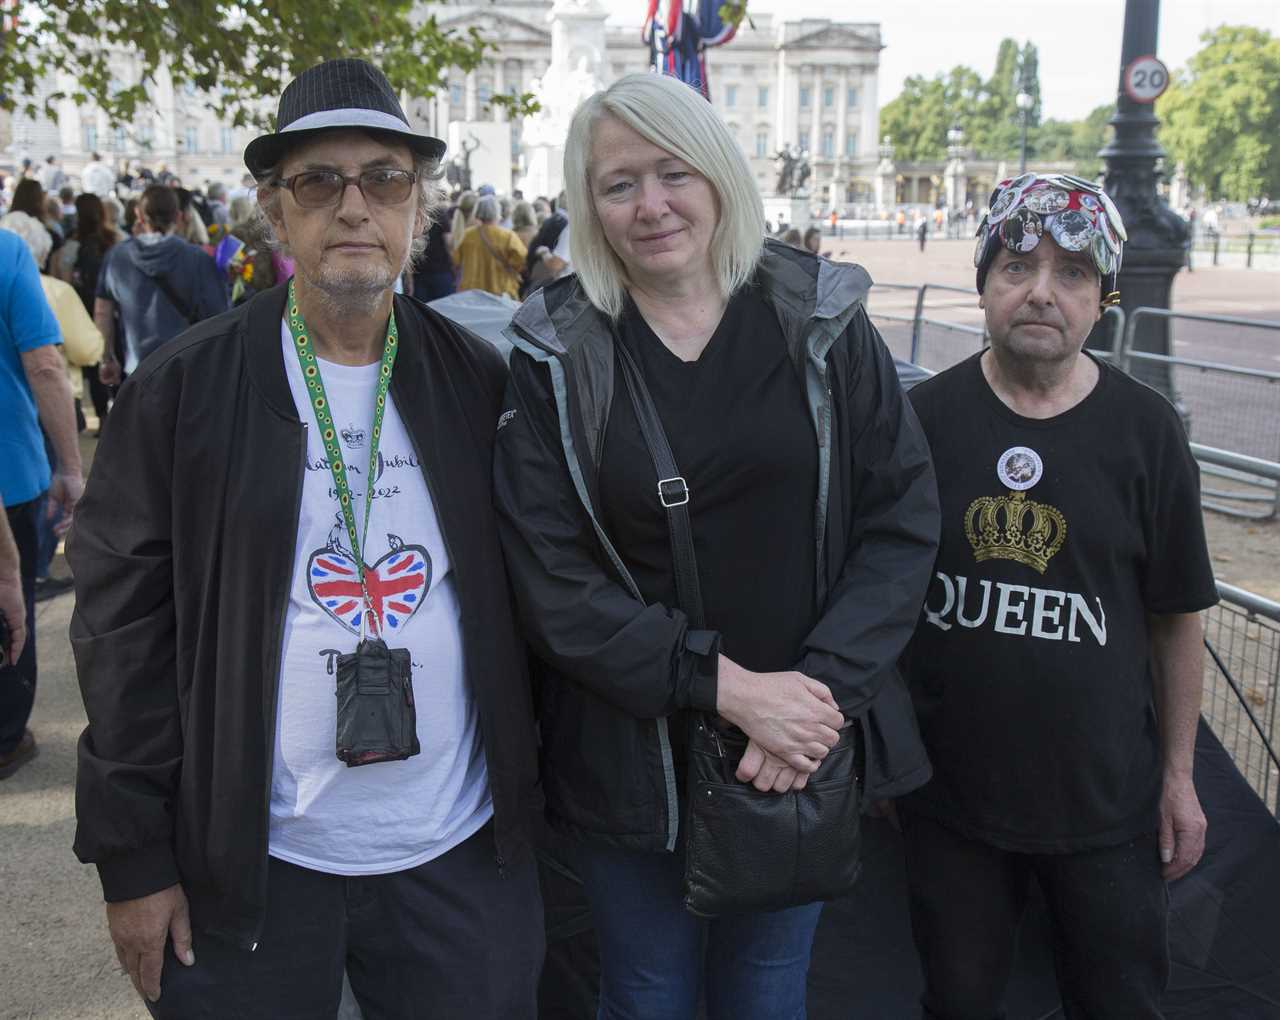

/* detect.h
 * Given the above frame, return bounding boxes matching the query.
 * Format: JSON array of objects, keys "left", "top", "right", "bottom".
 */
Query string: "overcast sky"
[{"left": 602, "top": 0, "right": 1280, "bottom": 122}]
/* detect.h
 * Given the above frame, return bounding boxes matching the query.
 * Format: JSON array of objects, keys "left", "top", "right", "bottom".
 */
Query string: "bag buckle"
[{"left": 658, "top": 476, "right": 690, "bottom": 508}]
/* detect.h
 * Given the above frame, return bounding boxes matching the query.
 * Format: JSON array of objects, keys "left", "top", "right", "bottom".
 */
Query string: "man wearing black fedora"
[{"left": 69, "top": 58, "right": 544, "bottom": 1018}]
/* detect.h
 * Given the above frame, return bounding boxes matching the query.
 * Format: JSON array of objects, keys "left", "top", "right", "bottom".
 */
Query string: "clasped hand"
[{"left": 715, "top": 656, "right": 844, "bottom": 792}]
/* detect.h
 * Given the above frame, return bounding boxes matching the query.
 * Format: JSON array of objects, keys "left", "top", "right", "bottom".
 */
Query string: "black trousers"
[
  {"left": 902, "top": 809, "right": 1169, "bottom": 1020},
  {"left": 0, "top": 500, "right": 38, "bottom": 756},
  {"left": 148, "top": 821, "right": 545, "bottom": 1020}
]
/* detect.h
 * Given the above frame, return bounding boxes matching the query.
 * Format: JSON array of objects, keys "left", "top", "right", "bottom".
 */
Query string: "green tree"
[
  {"left": 0, "top": 0, "right": 537, "bottom": 130},
  {"left": 1158, "top": 25, "right": 1280, "bottom": 200},
  {"left": 878, "top": 39, "right": 1044, "bottom": 163},
  {"left": 879, "top": 67, "right": 983, "bottom": 162},
  {"left": 1034, "top": 104, "right": 1111, "bottom": 177}
]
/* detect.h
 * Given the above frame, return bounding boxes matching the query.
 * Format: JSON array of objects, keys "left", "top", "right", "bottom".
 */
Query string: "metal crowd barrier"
[
  {"left": 1117, "top": 308, "right": 1280, "bottom": 520},
  {"left": 1205, "top": 582, "right": 1280, "bottom": 817}
]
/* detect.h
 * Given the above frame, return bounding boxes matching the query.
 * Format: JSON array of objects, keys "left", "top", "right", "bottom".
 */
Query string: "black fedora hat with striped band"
[{"left": 244, "top": 58, "right": 446, "bottom": 178}]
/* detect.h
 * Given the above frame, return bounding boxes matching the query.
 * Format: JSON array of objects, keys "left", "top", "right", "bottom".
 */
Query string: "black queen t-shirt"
[{"left": 901, "top": 351, "right": 1217, "bottom": 852}]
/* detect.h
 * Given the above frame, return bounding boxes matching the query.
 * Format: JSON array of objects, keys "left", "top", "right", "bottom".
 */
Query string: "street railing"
[
  {"left": 1190, "top": 231, "right": 1280, "bottom": 269},
  {"left": 1204, "top": 582, "right": 1280, "bottom": 817},
  {"left": 1118, "top": 308, "right": 1280, "bottom": 520}
]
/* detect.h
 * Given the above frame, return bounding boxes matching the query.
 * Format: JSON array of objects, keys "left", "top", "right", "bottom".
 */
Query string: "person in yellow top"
[
  {"left": 0, "top": 211, "right": 105, "bottom": 401},
  {"left": 452, "top": 196, "right": 527, "bottom": 299}
]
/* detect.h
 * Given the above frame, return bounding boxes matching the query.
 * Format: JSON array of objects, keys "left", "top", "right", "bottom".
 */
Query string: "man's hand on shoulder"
[
  {"left": 106, "top": 882, "right": 195, "bottom": 1003},
  {"left": 1159, "top": 772, "right": 1206, "bottom": 881}
]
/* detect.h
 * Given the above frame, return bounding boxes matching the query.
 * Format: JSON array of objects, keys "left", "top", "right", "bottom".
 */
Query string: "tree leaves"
[
  {"left": 879, "top": 39, "right": 1105, "bottom": 170},
  {"left": 1158, "top": 25, "right": 1280, "bottom": 201},
  {"left": 0, "top": 0, "right": 538, "bottom": 131}
]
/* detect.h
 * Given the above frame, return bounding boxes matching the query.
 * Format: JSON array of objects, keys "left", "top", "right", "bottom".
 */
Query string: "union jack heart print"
[{"left": 306, "top": 534, "right": 431, "bottom": 637}]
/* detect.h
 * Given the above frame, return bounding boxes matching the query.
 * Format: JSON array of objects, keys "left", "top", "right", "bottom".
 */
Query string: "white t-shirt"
[{"left": 269, "top": 324, "right": 492, "bottom": 875}]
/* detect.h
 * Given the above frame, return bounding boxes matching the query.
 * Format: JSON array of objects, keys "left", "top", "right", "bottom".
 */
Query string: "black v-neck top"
[{"left": 599, "top": 286, "right": 819, "bottom": 687}]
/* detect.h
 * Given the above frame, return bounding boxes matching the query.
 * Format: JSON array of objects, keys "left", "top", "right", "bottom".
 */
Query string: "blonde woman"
[{"left": 493, "top": 73, "right": 939, "bottom": 1018}]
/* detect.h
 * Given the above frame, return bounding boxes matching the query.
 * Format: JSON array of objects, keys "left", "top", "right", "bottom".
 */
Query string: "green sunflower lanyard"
[{"left": 286, "top": 278, "right": 399, "bottom": 638}]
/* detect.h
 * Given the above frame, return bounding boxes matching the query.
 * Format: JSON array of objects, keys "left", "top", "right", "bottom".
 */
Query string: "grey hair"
[
  {"left": 252, "top": 139, "right": 445, "bottom": 266},
  {"left": 0, "top": 211, "right": 52, "bottom": 269},
  {"left": 563, "top": 73, "right": 766, "bottom": 320},
  {"left": 475, "top": 195, "right": 499, "bottom": 223}
]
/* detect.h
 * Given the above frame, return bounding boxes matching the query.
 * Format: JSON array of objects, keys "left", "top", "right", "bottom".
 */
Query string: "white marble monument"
[{"left": 517, "top": 0, "right": 608, "bottom": 199}]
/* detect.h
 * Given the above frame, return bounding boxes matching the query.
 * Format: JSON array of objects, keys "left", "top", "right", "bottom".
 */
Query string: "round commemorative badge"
[
  {"left": 1098, "top": 190, "right": 1127, "bottom": 241},
  {"left": 997, "top": 446, "right": 1044, "bottom": 491},
  {"left": 1024, "top": 187, "right": 1070, "bottom": 215},
  {"left": 1091, "top": 232, "right": 1116, "bottom": 276},
  {"left": 974, "top": 225, "right": 992, "bottom": 268},
  {"left": 988, "top": 184, "right": 1021, "bottom": 224},
  {"left": 1000, "top": 207, "right": 1043, "bottom": 253},
  {"left": 1048, "top": 209, "right": 1093, "bottom": 251}
]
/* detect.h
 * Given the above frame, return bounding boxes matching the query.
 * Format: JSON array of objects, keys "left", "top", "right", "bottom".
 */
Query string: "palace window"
[
  {"left": 821, "top": 129, "right": 834, "bottom": 158},
  {"left": 847, "top": 87, "right": 859, "bottom": 108},
  {"left": 846, "top": 133, "right": 857, "bottom": 157},
  {"left": 755, "top": 131, "right": 768, "bottom": 158},
  {"left": 725, "top": 84, "right": 737, "bottom": 107},
  {"left": 823, "top": 86, "right": 834, "bottom": 108},
  {"left": 758, "top": 85, "right": 769, "bottom": 108},
  {"left": 799, "top": 86, "right": 811, "bottom": 108}
]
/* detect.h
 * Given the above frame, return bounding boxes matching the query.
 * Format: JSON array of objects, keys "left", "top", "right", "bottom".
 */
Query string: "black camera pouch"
[{"left": 334, "top": 637, "right": 419, "bottom": 767}]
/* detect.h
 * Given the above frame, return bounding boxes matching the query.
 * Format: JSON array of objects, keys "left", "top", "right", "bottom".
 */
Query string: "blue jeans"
[{"left": 573, "top": 840, "right": 823, "bottom": 1020}]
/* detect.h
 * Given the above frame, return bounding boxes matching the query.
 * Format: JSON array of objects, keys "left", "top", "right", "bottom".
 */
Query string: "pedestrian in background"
[
  {"left": 0, "top": 227, "right": 83, "bottom": 779},
  {"left": 0, "top": 211, "right": 104, "bottom": 596},
  {"left": 512, "top": 201, "right": 538, "bottom": 248},
  {"left": 94, "top": 184, "right": 228, "bottom": 385},
  {"left": 9, "top": 179, "right": 63, "bottom": 271},
  {"left": 65, "top": 194, "right": 121, "bottom": 429},
  {"left": 410, "top": 204, "right": 457, "bottom": 302},
  {"left": 453, "top": 194, "right": 526, "bottom": 299}
]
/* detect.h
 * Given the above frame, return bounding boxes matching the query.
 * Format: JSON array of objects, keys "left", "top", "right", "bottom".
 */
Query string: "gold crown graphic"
[{"left": 964, "top": 490, "right": 1066, "bottom": 574}]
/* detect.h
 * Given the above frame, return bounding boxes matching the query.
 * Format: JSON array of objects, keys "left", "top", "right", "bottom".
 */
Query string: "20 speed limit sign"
[{"left": 1123, "top": 55, "right": 1170, "bottom": 103}]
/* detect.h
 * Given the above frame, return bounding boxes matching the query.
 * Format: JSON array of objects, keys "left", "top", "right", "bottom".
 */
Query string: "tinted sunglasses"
[{"left": 274, "top": 168, "right": 417, "bottom": 208}]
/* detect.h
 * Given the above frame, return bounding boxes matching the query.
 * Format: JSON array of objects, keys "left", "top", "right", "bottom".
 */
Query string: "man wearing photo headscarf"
[{"left": 896, "top": 173, "right": 1217, "bottom": 1019}]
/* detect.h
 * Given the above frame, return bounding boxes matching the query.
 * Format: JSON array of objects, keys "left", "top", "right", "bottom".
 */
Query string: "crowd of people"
[{"left": 0, "top": 57, "right": 1216, "bottom": 1020}]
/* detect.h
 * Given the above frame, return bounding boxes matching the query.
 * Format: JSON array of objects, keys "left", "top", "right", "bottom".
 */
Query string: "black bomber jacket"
[{"left": 68, "top": 284, "right": 540, "bottom": 951}]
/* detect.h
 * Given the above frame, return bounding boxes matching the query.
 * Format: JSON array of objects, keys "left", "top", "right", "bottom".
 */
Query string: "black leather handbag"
[{"left": 614, "top": 338, "right": 864, "bottom": 918}]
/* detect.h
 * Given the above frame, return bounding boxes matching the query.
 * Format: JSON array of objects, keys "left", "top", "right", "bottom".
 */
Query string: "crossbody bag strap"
[
  {"left": 477, "top": 226, "right": 523, "bottom": 284},
  {"left": 613, "top": 338, "right": 705, "bottom": 630}
]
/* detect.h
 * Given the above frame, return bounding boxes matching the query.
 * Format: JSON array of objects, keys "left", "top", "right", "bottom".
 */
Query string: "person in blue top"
[{"left": 0, "top": 226, "right": 83, "bottom": 779}]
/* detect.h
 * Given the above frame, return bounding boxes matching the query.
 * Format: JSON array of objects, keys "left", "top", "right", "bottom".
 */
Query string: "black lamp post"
[
  {"left": 1015, "top": 90, "right": 1032, "bottom": 174},
  {"left": 1084, "top": 0, "right": 1187, "bottom": 415}
]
